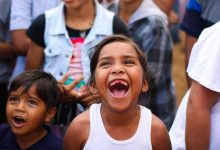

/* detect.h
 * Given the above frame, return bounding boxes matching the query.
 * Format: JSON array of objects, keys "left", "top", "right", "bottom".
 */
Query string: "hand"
[
  {"left": 58, "top": 75, "right": 100, "bottom": 108},
  {"left": 78, "top": 86, "right": 101, "bottom": 108}
]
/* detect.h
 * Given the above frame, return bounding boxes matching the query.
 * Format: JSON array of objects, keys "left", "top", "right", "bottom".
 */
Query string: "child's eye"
[
  {"left": 124, "top": 60, "right": 135, "bottom": 65},
  {"left": 8, "top": 96, "right": 18, "bottom": 103},
  {"left": 28, "top": 99, "right": 38, "bottom": 106},
  {"left": 99, "top": 61, "right": 111, "bottom": 67}
]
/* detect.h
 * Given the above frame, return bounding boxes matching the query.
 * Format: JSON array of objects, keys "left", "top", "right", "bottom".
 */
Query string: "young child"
[
  {"left": 0, "top": 70, "right": 63, "bottom": 150},
  {"left": 64, "top": 35, "right": 171, "bottom": 150}
]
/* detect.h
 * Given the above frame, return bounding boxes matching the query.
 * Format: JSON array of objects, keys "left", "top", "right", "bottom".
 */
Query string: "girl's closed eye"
[
  {"left": 98, "top": 60, "right": 112, "bottom": 68},
  {"left": 124, "top": 59, "right": 135, "bottom": 65}
]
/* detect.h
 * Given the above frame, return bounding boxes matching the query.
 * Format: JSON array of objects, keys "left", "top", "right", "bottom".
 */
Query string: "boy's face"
[
  {"left": 93, "top": 41, "right": 148, "bottom": 112},
  {"left": 6, "top": 85, "right": 52, "bottom": 137}
]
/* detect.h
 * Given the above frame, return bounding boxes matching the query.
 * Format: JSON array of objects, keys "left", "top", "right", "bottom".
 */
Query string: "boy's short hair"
[{"left": 8, "top": 70, "right": 60, "bottom": 108}]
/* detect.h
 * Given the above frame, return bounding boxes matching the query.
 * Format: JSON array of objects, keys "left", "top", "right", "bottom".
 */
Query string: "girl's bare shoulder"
[
  {"left": 151, "top": 114, "right": 172, "bottom": 150},
  {"left": 64, "top": 109, "right": 90, "bottom": 150}
]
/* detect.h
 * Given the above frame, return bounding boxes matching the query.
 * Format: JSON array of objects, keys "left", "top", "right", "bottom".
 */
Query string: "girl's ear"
[
  {"left": 89, "top": 85, "right": 98, "bottom": 94},
  {"left": 89, "top": 81, "right": 98, "bottom": 94},
  {"left": 44, "top": 107, "right": 57, "bottom": 124},
  {"left": 142, "top": 79, "right": 149, "bottom": 92}
]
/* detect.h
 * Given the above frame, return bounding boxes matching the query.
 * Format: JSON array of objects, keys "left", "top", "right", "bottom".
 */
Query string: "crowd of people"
[{"left": 0, "top": 0, "right": 220, "bottom": 149}]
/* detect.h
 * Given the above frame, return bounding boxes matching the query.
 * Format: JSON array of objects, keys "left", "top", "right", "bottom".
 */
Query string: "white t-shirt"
[{"left": 169, "top": 21, "right": 220, "bottom": 150}]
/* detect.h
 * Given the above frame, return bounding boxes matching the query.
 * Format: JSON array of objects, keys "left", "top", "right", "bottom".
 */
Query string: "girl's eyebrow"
[
  {"left": 99, "top": 54, "right": 137, "bottom": 60},
  {"left": 124, "top": 55, "right": 137, "bottom": 59},
  {"left": 98, "top": 56, "right": 112, "bottom": 61}
]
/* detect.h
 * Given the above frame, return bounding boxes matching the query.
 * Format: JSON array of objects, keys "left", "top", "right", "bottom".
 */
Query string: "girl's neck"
[
  {"left": 118, "top": 0, "right": 142, "bottom": 24},
  {"left": 16, "top": 128, "right": 47, "bottom": 149},
  {"left": 65, "top": 0, "right": 96, "bottom": 30},
  {"left": 101, "top": 104, "right": 140, "bottom": 126},
  {"left": 101, "top": 105, "right": 141, "bottom": 140}
]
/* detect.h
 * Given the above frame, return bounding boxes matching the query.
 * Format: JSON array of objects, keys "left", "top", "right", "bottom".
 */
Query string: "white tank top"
[{"left": 83, "top": 104, "right": 153, "bottom": 150}]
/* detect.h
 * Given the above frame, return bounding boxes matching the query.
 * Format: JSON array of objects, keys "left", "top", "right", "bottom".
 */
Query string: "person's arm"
[
  {"left": 0, "top": 42, "right": 14, "bottom": 58},
  {"left": 186, "top": 80, "right": 219, "bottom": 150},
  {"left": 180, "top": 0, "right": 203, "bottom": 87},
  {"left": 184, "top": 34, "right": 197, "bottom": 87},
  {"left": 10, "top": 0, "right": 32, "bottom": 55},
  {"left": 25, "top": 14, "right": 46, "bottom": 69},
  {"left": 63, "top": 111, "right": 90, "bottom": 150},
  {"left": 151, "top": 115, "right": 172, "bottom": 150},
  {"left": 153, "top": 0, "right": 175, "bottom": 15},
  {"left": 11, "top": 30, "right": 30, "bottom": 55},
  {"left": 25, "top": 41, "right": 44, "bottom": 69}
]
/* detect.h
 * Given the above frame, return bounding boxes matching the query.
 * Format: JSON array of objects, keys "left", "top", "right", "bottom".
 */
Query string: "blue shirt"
[
  {"left": 180, "top": 0, "right": 220, "bottom": 38},
  {"left": 0, "top": 124, "right": 63, "bottom": 150}
]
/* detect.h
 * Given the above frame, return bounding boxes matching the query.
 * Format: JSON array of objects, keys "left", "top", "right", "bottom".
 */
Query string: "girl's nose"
[{"left": 111, "top": 65, "right": 125, "bottom": 74}]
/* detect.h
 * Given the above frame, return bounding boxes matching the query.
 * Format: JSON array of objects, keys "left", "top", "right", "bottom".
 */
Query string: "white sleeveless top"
[{"left": 83, "top": 104, "right": 153, "bottom": 150}]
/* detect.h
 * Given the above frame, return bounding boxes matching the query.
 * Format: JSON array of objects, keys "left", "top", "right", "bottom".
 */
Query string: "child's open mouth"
[
  {"left": 109, "top": 79, "right": 129, "bottom": 98},
  {"left": 12, "top": 116, "right": 26, "bottom": 127}
]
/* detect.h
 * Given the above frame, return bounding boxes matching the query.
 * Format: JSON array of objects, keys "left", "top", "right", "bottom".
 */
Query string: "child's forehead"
[
  {"left": 10, "top": 84, "right": 38, "bottom": 96},
  {"left": 102, "top": 41, "right": 134, "bottom": 49},
  {"left": 99, "top": 41, "right": 138, "bottom": 57}
]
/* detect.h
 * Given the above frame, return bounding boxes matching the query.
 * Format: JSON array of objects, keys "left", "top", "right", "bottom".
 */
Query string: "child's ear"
[
  {"left": 142, "top": 79, "right": 149, "bottom": 92},
  {"left": 89, "top": 82, "right": 98, "bottom": 94},
  {"left": 44, "top": 107, "right": 57, "bottom": 124}
]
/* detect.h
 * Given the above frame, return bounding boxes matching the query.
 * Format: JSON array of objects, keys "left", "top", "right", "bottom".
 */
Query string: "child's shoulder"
[
  {"left": 151, "top": 115, "right": 168, "bottom": 135},
  {"left": 31, "top": 125, "right": 63, "bottom": 150},
  {"left": 0, "top": 123, "right": 10, "bottom": 134},
  {"left": 151, "top": 115, "right": 172, "bottom": 150},
  {"left": 64, "top": 109, "right": 90, "bottom": 149},
  {"left": 68, "top": 108, "right": 90, "bottom": 131}
]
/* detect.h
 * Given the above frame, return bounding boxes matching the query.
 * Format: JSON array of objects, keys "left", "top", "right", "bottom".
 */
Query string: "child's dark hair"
[
  {"left": 88, "top": 35, "right": 152, "bottom": 88},
  {"left": 8, "top": 70, "right": 60, "bottom": 108}
]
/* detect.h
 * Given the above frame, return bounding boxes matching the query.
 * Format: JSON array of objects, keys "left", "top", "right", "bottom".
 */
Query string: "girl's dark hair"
[
  {"left": 8, "top": 70, "right": 60, "bottom": 108},
  {"left": 88, "top": 35, "right": 152, "bottom": 88}
]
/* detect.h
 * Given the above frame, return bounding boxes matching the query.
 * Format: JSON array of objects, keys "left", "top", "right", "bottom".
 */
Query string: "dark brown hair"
[{"left": 8, "top": 70, "right": 60, "bottom": 108}]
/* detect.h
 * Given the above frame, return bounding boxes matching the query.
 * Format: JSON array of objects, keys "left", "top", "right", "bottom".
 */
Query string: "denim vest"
[{"left": 44, "top": 1, "right": 114, "bottom": 81}]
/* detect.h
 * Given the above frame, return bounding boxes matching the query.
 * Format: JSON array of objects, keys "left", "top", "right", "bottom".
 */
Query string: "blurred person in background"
[
  {"left": 180, "top": 0, "right": 220, "bottom": 87},
  {"left": 0, "top": 0, "right": 14, "bottom": 124},
  {"left": 10, "top": 0, "right": 62, "bottom": 79}
]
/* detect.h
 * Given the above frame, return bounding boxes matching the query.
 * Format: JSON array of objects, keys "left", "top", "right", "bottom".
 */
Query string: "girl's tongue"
[{"left": 109, "top": 80, "right": 129, "bottom": 98}]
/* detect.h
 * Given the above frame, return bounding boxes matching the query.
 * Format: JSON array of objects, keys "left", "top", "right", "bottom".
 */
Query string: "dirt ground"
[{"left": 172, "top": 31, "right": 188, "bottom": 106}]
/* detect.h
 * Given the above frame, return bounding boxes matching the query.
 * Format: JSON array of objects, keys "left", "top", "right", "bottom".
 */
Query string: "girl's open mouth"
[{"left": 109, "top": 79, "right": 129, "bottom": 98}]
